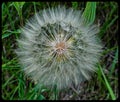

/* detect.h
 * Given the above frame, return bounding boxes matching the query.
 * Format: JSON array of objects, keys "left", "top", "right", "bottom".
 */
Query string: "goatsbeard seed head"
[{"left": 16, "top": 6, "right": 103, "bottom": 90}]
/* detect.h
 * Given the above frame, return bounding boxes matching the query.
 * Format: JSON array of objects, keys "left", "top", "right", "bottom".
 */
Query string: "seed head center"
[{"left": 55, "top": 41, "right": 66, "bottom": 55}]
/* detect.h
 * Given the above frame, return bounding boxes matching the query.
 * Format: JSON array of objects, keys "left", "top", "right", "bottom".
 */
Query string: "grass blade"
[
  {"left": 12, "top": 2, "right": 25, "bottom": 17},
  {"left": 98, "top": 64, "right": 116, "bottom": 100},
  {"left": 2, "top": 29, "right": 20, "bottom": 39},
  {"left": 72, "top": 2, "right": 78, "bottom": 9},
  {"left": 82, "top": 2, "right": 96, "bottom": 25},
  {"left": 110, "top": 47, "right": 118, "bottom": 75}
]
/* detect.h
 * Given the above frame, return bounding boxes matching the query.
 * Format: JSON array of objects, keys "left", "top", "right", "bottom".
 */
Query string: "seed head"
[{"left": 16, "top": 6, "right": 103, "bottom": 89}]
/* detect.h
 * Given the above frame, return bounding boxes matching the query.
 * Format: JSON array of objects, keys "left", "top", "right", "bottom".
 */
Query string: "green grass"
[
  {"left": 98, "top": 64, "right": 116, "bottom": 100},
  {"left": 2, "top": 2, "right": 118, "bottom": 100},
  {"left": 82, "top": 2, "right": 96, "bottom": 25}
]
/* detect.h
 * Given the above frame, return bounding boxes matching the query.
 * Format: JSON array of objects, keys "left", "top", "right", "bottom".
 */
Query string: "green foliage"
[
  {"left": 110, "top": 47, "right": 118, "bottom": 75},
  {"left": 98, "top": 64, "right": 116, "bottom": 100},
  {"left": 82, "top": 2, "right": 96, "bottom": 25},
  {"left": 2, "top": 29, "right": 20, "bottom": 39},
  {"left": 12, "top": 2, "right": 25, "bottom": 18},
  {"left": 99, "top": 2, "right": 118, "bottom": 38},
  {"left": 72, "top": 2, "right": 78, "bottom": 9},
  {"left": 11, "top": 2, "right": 25, "bottom": 25}
]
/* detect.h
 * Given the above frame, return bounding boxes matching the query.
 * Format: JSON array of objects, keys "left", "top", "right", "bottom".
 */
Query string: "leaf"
[
  {"left": 37, "top": 95, "right": 46, "bottom": 100},
  {"left": 110, "top": 47, "right": 118, "bottom": 75},
  {"left": 72, "top": 2, "right": 78, "bottom": 9},
  {"left": 98, "top": 64, "right": 116, "bottom": 100},
  {"left": 2, "top": 33, "right": 13, "bottom": 39},
  {"left": 2, "top": 29, "right": 21, "bottom": 39},
  {"left": 12, "top": 2, "right": 25, "bottom": 16},
  {"left": 82, "top": 2, "right": 96, "bottom": 25}
]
